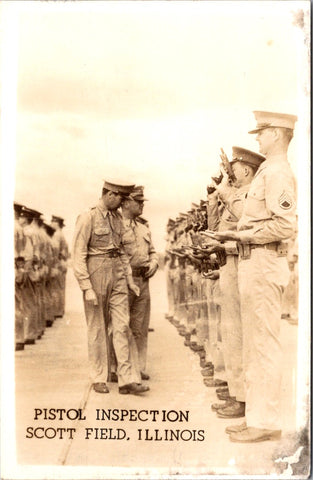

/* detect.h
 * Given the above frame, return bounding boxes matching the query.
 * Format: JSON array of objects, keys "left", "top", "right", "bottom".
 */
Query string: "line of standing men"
[
  {"left": 72, "top": 181, "right": 158, "bottom": 395},
  {"left": 14, "top": 205, "right": 69, "bottom": 351},
  {"left": 165, "top": 110, "right": 298, "bottom": 443}
]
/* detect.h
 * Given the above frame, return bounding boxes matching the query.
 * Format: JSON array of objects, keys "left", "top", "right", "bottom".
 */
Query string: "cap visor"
[{"left": 248, "top": 127, "right": 268, "bottom": 134}]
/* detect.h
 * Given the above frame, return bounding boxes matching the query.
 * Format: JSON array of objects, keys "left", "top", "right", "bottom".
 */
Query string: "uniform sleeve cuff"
[{"left": 80, "top": 280, "right": 93, "bottom": 291}]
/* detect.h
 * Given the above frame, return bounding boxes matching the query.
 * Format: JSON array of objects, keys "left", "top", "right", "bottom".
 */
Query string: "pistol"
[
  {"left": 220, "top": 148, "right": 237, "bottom": 184},
  {"left": 207, "top": 148, "right": 237, "bottom": 195}
]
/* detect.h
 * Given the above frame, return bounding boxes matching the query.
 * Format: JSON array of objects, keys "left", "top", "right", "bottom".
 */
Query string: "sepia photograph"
[{"left": 0, "top": 0, "right": 310, "bottom": 478}]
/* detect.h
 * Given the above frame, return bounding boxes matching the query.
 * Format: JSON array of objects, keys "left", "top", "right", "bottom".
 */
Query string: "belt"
[
  {"left": 238, "top": 242, "right": 287, "bottom": 260},
  {"left": 91, "top": 250, "right": 121, "bottom": 258},
  {"left": 105, "top": 250, "right": 121, "bottom": 258},
  {"left": 250, "top": 242, "right": 279, "bottom": 251},
  {"left": 132, "top": 266, "right": 149, "bottom": 277}
]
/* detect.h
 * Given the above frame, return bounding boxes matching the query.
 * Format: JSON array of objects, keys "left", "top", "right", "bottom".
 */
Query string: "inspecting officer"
[
  {"left": 212, "top": 111, "right": 297, "bottom": 442},
  {"left": 121, "top": 186, "right": 158, "bottom": 380},
  {"left": 72, "top": 180, "right": 149, "bottom": 395}
]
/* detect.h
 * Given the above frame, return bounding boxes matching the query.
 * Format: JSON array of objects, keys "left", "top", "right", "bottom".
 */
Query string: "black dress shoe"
[
  {"left": 216, "top": 401, "right": 245, "bottom": 419},
  {"left": 25, "top": 339, "right": 35, "bottom": 345},
  {"left": 190, "top": 344, "right": 204, "bottom": 352},
  {"left": 119, "top": 383, "right": 150, "bottom": 395},
  {"left": 216, "top": 386, "right": 229, "bottom": 394},
  {"left": 197, "top": 350, "right": 206, "bottom": 359},
  {"left": 200, "top": 359, "right": 213, "bottom": 368},
  {"left": 141, "top": 372, "right": 150, "bottom": 380},
  {"left": 211, "top": 398, "right": 234, "bottom": 411},
  {"left": 217, "top": 391, "right": 232, "bottom": 401},
  {"left": 93, "top": 382, "right": 109, "bottom": 393},
  {"left": 46, "top": 320, "right": 53, "bottom": 327},
  {"left": 203, "top": 378, "right": 228, "bottom": 388},
  {"left": 148, "top": 327, "right": 154, "bottom": 332},
  {"left": 15, "top": 343, "right": 24, "bottom": 351}
]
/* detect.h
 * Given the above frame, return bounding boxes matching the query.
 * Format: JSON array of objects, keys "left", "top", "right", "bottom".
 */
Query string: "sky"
[{"left": 1, "top": 0, "right": 310, "bottom": 250}]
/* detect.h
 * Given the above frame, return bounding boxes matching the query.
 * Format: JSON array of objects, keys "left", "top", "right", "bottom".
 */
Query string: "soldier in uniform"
[
  {"left": 14, "top": 203, "right": 27, "bottom": 351},
  {"left": 212, "top": 112, "right": 297, "bottom": 442},
  {"left": 51, "top": 216, "right": 69, "bottom": 318},
  {"left": 121, "top": 186, "right": 158, "bottom": 379},
  {"left": 18, "top": 207, "right": 42, "bottom": 344},
  {"left": 164, "top": 218, "right": 177, "bottom": 320},
  {"left": 41, "top": 222, "right": 55, "bottom": 327},
  {"left": 72, "top": 180, "right": 149, "bottom": 395},
  {"left": 206, "top": 147, "right": 265, "bottom": 420}
]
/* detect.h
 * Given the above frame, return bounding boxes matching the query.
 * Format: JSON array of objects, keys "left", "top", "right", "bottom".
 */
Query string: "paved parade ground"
[{"left": 15, "top": 268, "right": 304, "bottom": 476}]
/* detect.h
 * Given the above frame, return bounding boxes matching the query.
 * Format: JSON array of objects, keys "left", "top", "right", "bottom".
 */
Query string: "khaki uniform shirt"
[
  {"left": 72, "top": 201, "right": 132, "bottom": 291},
  {"left": 207, "top": 184, "right": 250, "bottom": 254},
  {"left": 237, "top": 154, "right": 297, "bottom": 244},
  {"left": 14, "top": 220, "right": 26, "bottom": 257},
  {"left": 122, "top": 216, "right": 158, "bottom": 269},
  {"left": 54, "top": 228, "right": 69, "bottom": 260},
  {"left": 207, "top": 184, "right": 250, "bottom": 232}
]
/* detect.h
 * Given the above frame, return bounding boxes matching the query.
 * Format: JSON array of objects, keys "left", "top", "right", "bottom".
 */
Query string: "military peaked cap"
[
  {"left": 130, "top": 185, "right": 148, "bottom": 201},
  {"left": 248, "top": 111, "right": 298, "bottom": 134},
  {"left": 103, "top": 179, "right": 135, "bottom": 195},
  {"left": 231, "top": 147, "right": 265, "bottom": 168}
]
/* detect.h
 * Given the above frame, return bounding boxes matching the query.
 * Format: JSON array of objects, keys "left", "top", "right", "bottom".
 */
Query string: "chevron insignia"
[{"left": 279, "top": 191, "right": 293, "bottom": 210}]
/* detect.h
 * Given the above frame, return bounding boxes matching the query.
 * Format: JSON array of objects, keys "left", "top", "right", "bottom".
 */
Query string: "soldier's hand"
[
  {"left": 203, "top": 269, "right": 220, "bottom": 280},
  {"left": 145, "top": 262, "right": 158, "bottom": 279},
  {"left": 210, "top": 230, "right": 239, "bottom": 241},
  {"left": 128, "top": 283, "right": 140, "bottom": 296},
  {"left": 85, "top": 288, "right": 98, "bottom": 305}
]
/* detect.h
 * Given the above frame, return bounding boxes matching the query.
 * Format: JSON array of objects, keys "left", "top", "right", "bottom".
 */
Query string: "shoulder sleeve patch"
[{"left": 278, "top": 191, "right": 293, "bottom": 210}]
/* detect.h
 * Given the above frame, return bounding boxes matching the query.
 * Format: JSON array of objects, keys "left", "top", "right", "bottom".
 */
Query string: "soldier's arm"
[
  {"left": 72, "top": 211, "right": 93, "bottom": 291},
  {"left": 206, "top": 192, "right": 220, "bottom": 232}
]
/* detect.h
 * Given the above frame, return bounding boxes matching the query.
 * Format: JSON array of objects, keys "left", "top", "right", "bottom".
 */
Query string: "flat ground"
[{"left": 14, "top": 268, "right": 305, "bottom": 477}]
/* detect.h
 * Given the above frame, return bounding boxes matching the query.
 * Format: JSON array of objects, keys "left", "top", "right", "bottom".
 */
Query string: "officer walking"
[
  {"left": 212, "top": 111, "right": 297, "bottom": 442},
  {"left": 72, "top": 180, "right": 149, "bottom": 395},
  {"left": 121, "top": 186, "right": 158, "bottom": 379}
]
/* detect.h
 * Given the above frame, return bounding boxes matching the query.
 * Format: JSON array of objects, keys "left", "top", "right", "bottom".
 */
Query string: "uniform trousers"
[
  {"left": 219, "top": 255, "right": 245, "bottom": 401},
  {"left": 205, "top": 278, "right": 223, "bottom": 369},
  {"left": 238, "top": 248, "right": 290, "bottom": 430},
  {"left": 177, "top": 267, "right": 187, "bottom": 326},
  {"left": 166, "top": 267, "right": 176, "bottom": 317},
  {"left": 83, "top": 256, "right": 140, "bottom": 387},
  {"left": 128, "top": 275, "right": 150, "bottom": 374},
  {"left": 185, "top": 265, "right": 195, "bottom": 334},
  {"left": 20, "top": 277, "right": 38, "bottom": 341},
  {"left": 15, "top": 289, "right": 25, "bottom": 344},
  {"left": 172, "top": 268, "right": 180, "bottom": 319},
  {"left": 282, "top": 264, "right": 298, "bottom": 320},
  {"left": 196, "top": 275, "right": 209, "bottom": 347},
  {"left": 43, "top": 279, "right": 55, "bottom": 325}
]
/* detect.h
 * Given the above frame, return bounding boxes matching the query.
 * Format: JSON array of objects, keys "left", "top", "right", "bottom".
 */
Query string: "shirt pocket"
[
  {"left": 93, "top": 227, "right": 111, "bottom": 246},
  {"left": 245, "top": 183, "right": 265, "bottom": 218},
  {"left": 122, "top": 229, "right": 135, "bottom": 245},
  {"left": 247, "top": 183, "right": 264, "bottom": 201}
]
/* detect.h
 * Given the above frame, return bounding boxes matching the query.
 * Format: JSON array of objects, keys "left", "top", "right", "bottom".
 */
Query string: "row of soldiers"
[
  {"left": 165, "top": 200, "right": 228, "bottom": 386},
  {"left": 164, "top": 110, "right": 299, "bottom": 444},
  {"left": 14, "top": 203, "right": 69, "bottom": 351}
]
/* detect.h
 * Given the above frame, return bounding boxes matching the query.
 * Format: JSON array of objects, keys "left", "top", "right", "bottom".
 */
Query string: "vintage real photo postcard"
[{"left": 1, "top": 0, "right": 310, "bottom": 478}]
